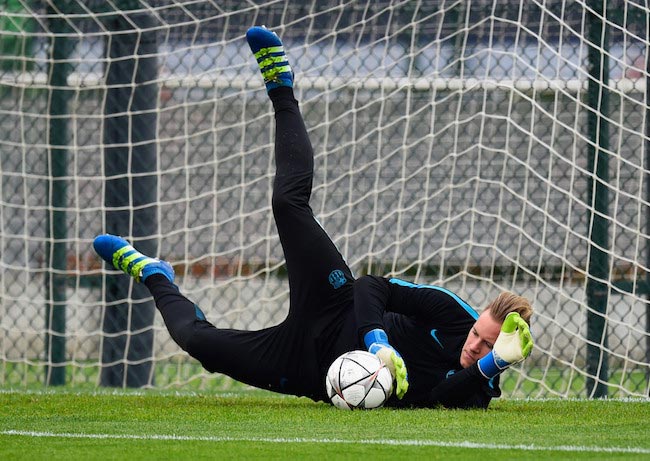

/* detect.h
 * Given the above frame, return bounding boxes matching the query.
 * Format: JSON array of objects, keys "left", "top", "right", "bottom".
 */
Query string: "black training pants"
[{"left": 145, "top": 87, "right": 358, "bottom": 401}]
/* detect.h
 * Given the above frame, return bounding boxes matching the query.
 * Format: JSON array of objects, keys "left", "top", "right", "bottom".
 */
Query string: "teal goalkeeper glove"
[
  {"left": 364, "top": 329, "right": 409, "bottom": 399},
  {"left": 477, "top": 312, "right": 533, "bottom": 379}
]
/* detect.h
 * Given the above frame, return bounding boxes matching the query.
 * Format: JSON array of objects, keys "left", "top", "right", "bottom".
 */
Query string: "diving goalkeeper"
[{"left": 93, "top": 26, "right": 534, "bottom": 409}]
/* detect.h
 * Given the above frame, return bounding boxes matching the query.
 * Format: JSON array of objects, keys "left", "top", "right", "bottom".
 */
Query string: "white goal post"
[{"left": 0, "top": 0, "right": 649, "bottom": 398}]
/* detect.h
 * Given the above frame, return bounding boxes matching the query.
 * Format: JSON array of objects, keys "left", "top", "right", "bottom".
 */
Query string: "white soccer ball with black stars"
[{"left": 325, "top": 350, "right": 393, "bottom": 410}]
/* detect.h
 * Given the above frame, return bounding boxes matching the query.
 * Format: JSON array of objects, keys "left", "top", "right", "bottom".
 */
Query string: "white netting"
[{"left": 0, "top": 0, "right": 649, "bottom": 397}]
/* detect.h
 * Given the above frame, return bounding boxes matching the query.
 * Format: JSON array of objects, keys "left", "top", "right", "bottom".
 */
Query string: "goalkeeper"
[{"left": 93, "top": 26, "right": 534, "bottom": 409}]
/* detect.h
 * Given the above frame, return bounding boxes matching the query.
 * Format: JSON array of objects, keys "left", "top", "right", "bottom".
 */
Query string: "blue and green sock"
[{"left": 246, "top": 26, "right": 294, "bottom": 93}]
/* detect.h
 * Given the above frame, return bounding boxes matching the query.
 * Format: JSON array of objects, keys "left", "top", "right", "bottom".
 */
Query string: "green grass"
[
  {"left": 1, "top": 389, "right": 650, "bottom": 460},
  {"left": 4, "top": 361, "right": 649, "bottom": 397}
]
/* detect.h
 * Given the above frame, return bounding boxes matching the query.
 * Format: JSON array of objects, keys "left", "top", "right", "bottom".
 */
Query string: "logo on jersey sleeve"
[
  {"left": 328, "top": 269, "right": 347, "bottom": 289},
  {"left": 430, "top": 329, "right": 444, "bottom": 348}
]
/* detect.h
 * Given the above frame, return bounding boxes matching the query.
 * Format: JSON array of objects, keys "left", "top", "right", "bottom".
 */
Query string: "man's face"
[{"left": 460, "top": 310, "right": 501, "bottom": 368}]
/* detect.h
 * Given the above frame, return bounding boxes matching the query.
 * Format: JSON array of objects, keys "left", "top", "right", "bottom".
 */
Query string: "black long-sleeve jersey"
[{"left": 352, "top": 275, "right": 501, "bottom": 409}]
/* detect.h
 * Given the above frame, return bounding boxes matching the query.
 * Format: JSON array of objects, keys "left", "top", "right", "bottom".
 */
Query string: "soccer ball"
[{"left": 325, "top": 350, "right": 393, "bottom": 410}]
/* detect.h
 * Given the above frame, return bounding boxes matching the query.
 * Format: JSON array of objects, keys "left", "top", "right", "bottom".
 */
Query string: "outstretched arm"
[
  {"left": 353, "top": 275, "right": 392, "bottom": 333},
  {"left": 354, "top": 276, "right": 409, "bottom": 398},
  {"left": 477, "top": 312, "right": 534, "bottom": 379},
  {"left": 422, "top": 312, "right": 533, "bottom": 409}
]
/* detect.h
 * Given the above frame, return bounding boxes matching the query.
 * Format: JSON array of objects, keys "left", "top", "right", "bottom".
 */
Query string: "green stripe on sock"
[
  {"left": 254, "top": 46, "right": 284, "bottom": 59},
  {"left": 262, "top": 65, "right": 292, "bottom": 79},
  {"left": 131, "top": 258, "right": 156, "bottom": 281},
  {"left": 121, "top": 253, "right": 145, "bottom": 273},
  {"left": 258, "top": 55, "right": 288, "bottom": 68},
  {"left": 112, "top": 245, "right": 135, "bottom": 271}
]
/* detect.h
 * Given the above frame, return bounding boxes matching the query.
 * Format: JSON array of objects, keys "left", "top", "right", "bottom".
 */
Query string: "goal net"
[{"left": 1, "top": 0, "right": 649, "bottom": 398}]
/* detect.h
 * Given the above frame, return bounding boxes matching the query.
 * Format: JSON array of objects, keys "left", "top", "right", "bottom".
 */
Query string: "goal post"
[
  {"left": 100, "top": 7, "right": 159, "bottom": 388},
  {"left": 585, "top": 0, "right": 611, "bottom": 399},
  {"left": 44, "top": 2, "right": 72, "bottom": 387},
  {"left": 1, "top": 0, "right": 649, "bottom": 398}
]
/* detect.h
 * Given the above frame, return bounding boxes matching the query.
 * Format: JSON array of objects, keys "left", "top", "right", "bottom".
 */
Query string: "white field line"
[{"left": 2, "top": 430, "right": 650, "bottom": 454}]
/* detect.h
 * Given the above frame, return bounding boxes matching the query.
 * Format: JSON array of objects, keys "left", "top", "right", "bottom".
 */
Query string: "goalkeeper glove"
[
  {"left": 477, "top": 312, "right": 534, "bottom": 379},
  {"left": 364, "top": 328, "right": 409, "bottom": 399}
]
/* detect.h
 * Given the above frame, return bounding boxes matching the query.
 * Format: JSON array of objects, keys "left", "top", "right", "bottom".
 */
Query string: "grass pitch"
[{"left": 1, "top": 389, "right": 649, "bottom": 460}]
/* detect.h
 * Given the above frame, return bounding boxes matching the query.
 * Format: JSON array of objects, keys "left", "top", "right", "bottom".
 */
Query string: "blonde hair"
[{"left": 485, "top": 291, "right": 533, "bottom": 325}]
